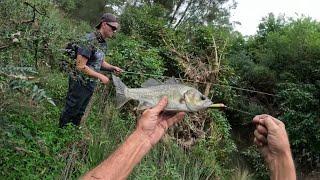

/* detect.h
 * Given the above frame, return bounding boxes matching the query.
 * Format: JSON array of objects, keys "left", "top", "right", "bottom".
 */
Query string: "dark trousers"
[{"left": 59, "top": 76, "right": 96, "bottom": 128}]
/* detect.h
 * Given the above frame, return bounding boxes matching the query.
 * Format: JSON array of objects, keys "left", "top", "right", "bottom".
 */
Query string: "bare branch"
[
  {"left": 1, "top": 72, "right": 35, "bottom": 80},
  {"left": 219, "top": 38, "right": 228, "bottom": 65},
  {"left": 19, "top": 1, "right": 47, "bottom": 24},
  {"left": 0, "top": 44, "right": 10, "bottom": 50}
]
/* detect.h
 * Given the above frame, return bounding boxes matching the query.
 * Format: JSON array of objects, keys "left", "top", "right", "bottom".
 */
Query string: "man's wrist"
[
  {"left": 269, "top": 150, "right": 296, "bottom": 180},
  {"left": 98, "top": 73, "right": 106, "bottom": 79},
  {"left": 132, "top": 129, "right": 153, "bottom": 152}
]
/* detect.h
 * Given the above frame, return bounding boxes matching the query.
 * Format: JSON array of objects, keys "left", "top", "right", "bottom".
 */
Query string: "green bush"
[
  {"left": 277, "top": 83, "right": 320, "bottom": 171},
  {"left": 108, "top": 34, "right": 166, "bottom": 87},
  {"left": 184, "top": 110, "right": 237, "bottom": 179},
  {"left": 37, "top": 71, "right": 68, "bottom": 106},
  {"left": 241, "top": 146, "right": 268, "bottom": 179},
  {"left": 120, "top": 5, "right": 168, "bottom": 46},
  {"left": 0, "top": 104, "right": 86, "bottom": 179}
]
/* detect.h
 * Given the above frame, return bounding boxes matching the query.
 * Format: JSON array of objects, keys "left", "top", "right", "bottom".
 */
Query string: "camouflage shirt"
[{"left": 72, "top": 31, "right": 107, "bottom": 83}]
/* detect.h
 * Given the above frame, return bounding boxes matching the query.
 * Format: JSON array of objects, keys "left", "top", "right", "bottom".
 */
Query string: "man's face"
[{"left": 101, "top": 22, "right": 119, "bottom": 38}]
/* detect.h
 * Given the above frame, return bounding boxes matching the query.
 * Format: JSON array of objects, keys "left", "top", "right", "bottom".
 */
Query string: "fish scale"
[
  {"left": 112, "top": 75, "right": 213, "bottom": 112},
  {"left": 127, "top": 84, "right": 191, "bottom": 110}
]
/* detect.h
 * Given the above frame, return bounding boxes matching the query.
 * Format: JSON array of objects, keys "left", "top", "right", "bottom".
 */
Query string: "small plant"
[{"left": 0, "top": 66, "right": 55, "bottom": 106}]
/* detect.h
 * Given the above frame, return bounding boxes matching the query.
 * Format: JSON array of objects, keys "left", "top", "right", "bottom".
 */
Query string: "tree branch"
[
  {"left": 1, "top": 72, "right": 35, "bottom": 80},
  {"left": 19, "top": 1, "right": 47, "bottom": 24},
  {"left": 0, "top": 44, "right": 10, "bottom": 50}
]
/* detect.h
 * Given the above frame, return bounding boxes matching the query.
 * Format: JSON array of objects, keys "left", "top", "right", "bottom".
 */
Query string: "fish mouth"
[{"left": 204, "top": 100, "right": 213, "bottom": 108}]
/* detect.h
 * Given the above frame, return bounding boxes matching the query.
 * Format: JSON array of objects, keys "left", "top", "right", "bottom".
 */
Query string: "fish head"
[{"left": 184, "top": 89, "right": 213, "bottom": 112}]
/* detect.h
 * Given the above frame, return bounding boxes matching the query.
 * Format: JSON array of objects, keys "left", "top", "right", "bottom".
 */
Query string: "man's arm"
[
  {"left": 269, "top": 150, "right": 296, "bottom": 180},
  {"left": 76, "top": 55, "right": 110, "bottom": 84},
  {"left": 101, "top": 61, "right": 123, "bottom": 74},
  {"left": 82, "top": 97, "right": 185, "bottom": 179},
  {"left": 253, "top": 114, "right": 296, "bottom": 180},
  {"left": 82, "top": 129, "right": 152, "bottom": 179}
]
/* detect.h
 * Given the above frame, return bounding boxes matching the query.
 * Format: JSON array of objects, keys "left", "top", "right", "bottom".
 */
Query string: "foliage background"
[{"left": 1, "top": 0, "right": 319, "bottom": 179}]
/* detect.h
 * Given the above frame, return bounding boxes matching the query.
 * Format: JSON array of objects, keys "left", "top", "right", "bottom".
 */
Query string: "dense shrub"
[
  {"left": 108, "top": 34, "right": 166, "bottom": 87},
  {"left": 2, "top": 0, "right": 319, "bottom": 179},
  {"left": 277, "top": 83, "right": 320, "bottom": 171}
]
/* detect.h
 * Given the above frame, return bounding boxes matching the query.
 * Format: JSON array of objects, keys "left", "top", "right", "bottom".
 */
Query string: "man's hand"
[
  {"left": 99, "top": 75, "right": 110, "bottom": 84},
  {"left": 253, "top": 114, "right": 290, "bottom": 163},
  {"left": 82, "top": 97, "right": 184, "bottom": 180},
  {"left": 253, "top": 114, "right": 296, "bottom": 180},
  {"left": 136, "top": 96, "right": 185, "bottom": 146},
  {"left": 113, "top": 66, "right": 123, "bottom": 75}
]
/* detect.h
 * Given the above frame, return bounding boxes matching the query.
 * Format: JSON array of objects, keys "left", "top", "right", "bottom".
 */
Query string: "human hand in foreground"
[
  {"left": 253, "top": 114, "right": 296, "bottom": 180},
  {"left": 136, "top": 96, "right": 185, "bottom": 146},
  {"left": 253, "top": 114, "right": 290, "bottom": 163},
  {"left": 81, "top": 97, "right": 185, "bottom": 180}
]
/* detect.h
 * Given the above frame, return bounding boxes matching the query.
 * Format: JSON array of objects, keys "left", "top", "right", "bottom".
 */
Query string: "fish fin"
[
  {"left": 112, "top": 75, "right": 130, "bottom": 108},
  {"left": 164, "top": 77, "right": 180, "bottom": 84},
  {"left": 141, "top": 78, "right": 162, "bottom": 87},
  {"left": 137, "top": 101, "right": 152, "bottom": 110}
]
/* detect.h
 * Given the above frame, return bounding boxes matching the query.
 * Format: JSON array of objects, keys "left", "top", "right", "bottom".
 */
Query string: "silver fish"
[{"left": 112, "top": 75, "right": 213, "bottom": 112}]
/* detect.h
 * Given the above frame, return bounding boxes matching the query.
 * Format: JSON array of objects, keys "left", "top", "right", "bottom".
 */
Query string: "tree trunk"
[
  {"left": 174, "top": 0, "right": 192, "bottom": 29},
  {"left": 133, "top": 0, "right": 138, "bottom": 6},
  {"left": 169, "top": 0, "right": 185, "bottom": 26}
]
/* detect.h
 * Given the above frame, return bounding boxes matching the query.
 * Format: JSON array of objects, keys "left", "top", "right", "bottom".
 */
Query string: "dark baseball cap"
[{"left": 95, "top": 13, "right": 119, "bottom": 29}]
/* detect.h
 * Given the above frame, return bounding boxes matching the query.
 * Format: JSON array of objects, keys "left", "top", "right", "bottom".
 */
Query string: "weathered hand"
[
  {"left": 136, "top": 97, "right": 185, "bottom": 146},
  {"left": 253, "top": 114, "right": 291, "bottom": 165}
]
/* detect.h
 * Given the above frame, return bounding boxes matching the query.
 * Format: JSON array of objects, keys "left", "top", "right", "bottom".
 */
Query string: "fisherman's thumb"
[{"left": 153, "top": 96, "right": 168, "bottom": 113}]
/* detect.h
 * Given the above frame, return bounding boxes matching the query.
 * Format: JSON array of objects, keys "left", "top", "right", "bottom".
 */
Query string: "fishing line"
[
  {"left": 209, "top": 104, "right": 256, "bottom": 125},
  {"left": 224, "top": 106, "right": 256, "bottom": 126},
  {"left": 224, "top": 106, "right": 256, "bottom": 117},
  {"left": 121, "top": 71, "right": 280, "bottom": 97},
  {"left": 19, "top": 46, "right": 276, "bottom": 96}
]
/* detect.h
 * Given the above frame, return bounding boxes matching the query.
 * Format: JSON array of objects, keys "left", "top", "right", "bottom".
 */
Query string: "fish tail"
[{"left": 112, "top": 75, "right": 130, "bottom": 108}]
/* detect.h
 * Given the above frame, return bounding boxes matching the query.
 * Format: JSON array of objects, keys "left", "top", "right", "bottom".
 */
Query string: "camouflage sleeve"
[{"left": 77, "top": 43, "right": 94, "bottom": 60}]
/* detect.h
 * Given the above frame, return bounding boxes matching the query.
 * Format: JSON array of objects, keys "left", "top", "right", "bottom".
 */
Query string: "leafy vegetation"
[{"left": 1, "top": 0, "right": 319, "bottom": 179}]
